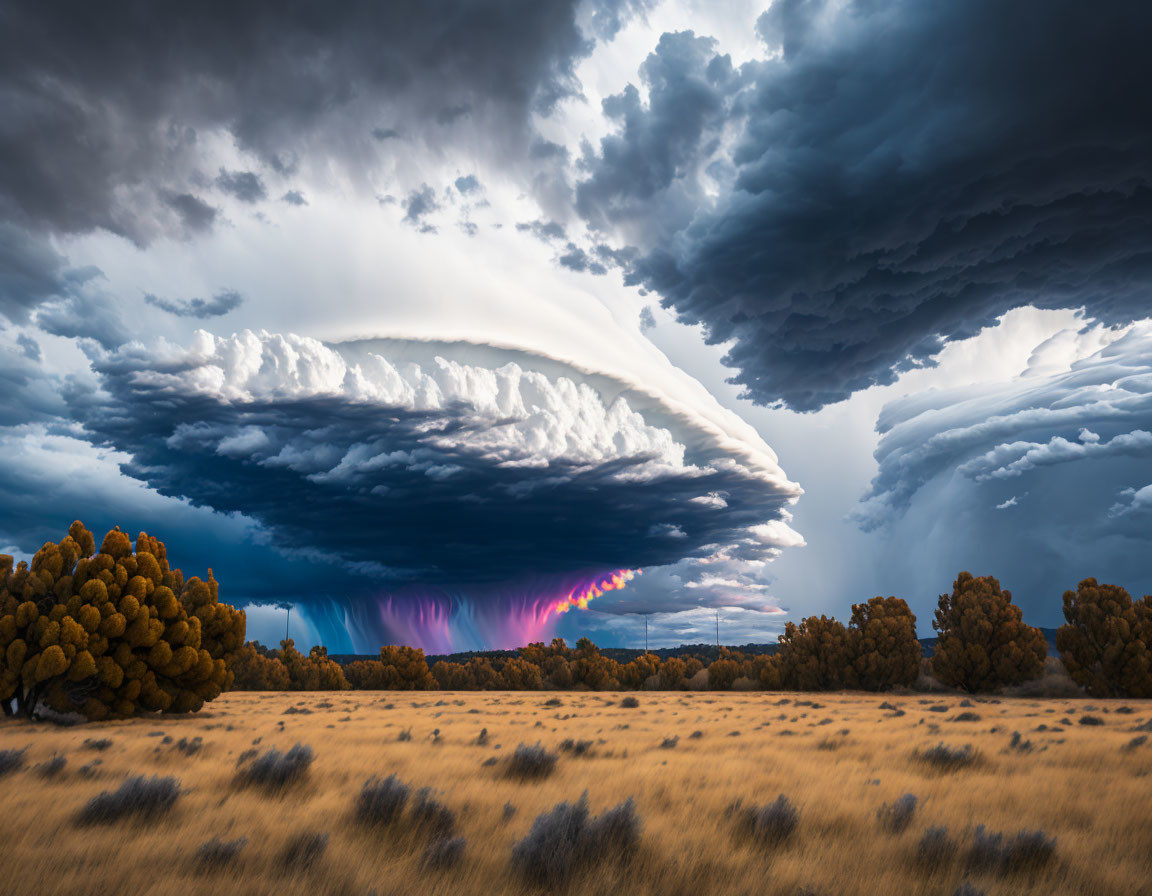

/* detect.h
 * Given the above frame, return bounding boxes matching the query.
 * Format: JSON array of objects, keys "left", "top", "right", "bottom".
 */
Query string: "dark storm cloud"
[
  {"left": 144, "top": 289, "right": 244, "bottom": 319},
  {"left": 0, "top": 226, "right": 71, "bottom": 322},
  {"left": 0, "top": 0, "right": 638, "bottom": 249},
  {"left": 165, "top": 193, "right": 218, "bottom": 234},
  {"left": 579, "top": 0, "right": 1152, "bottom": 411},
  {"left": 402, "top": 185, "right": 440, "bottom": 232},
  {"left": 558, "top": 246, "right": 607, "bottom": 275},
  {"left": 454, "top": 175, "right": 481, "bottom": 196},
  {"left": 516, "top": 219, "right": 567, "bottom": 242},
  {"left": 67, "top": 332, "right": 799, "bottom": 591},
  {"left": 215, "top": 169, "right": 268, "bottom": 204}
]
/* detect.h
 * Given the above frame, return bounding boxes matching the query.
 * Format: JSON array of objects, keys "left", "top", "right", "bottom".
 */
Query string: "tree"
[
  {"left": 499, "top": 657, "right": 544, "bottom": 690},
  {"left": 657, "top": 657, "right": 687, "bottom": 689},
  {"left": 931, "top": 572, "right": 1046, "bottom": 692},
  {"left": 0, "top": 521, "right": 245, "bottom": 719},
  {"left": 846, "top": 596, "right": 921, "bottom": 690},
  {"left": 619, "top": 653, "right": 660, "bottom": 689},
  {"left": 231, "top": 641, "right": 291, "bottom": 690},
  {"left": 279, "top": 640, "right": 350, "bottom": 690},
  {"left": 376, "top": 645, "right": 437, "bottom": 690},
  {"left": 707, "top": 657, "right": 740, "bottom": 690},
  {"left": 777, "top": 615, "right": 853, "bottom": 690},
  {"left": 1057, "top": 578, "right": 1152, "bottom": 698}
]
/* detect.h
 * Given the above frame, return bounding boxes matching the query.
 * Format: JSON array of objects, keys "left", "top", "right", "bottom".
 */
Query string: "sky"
[{"left": 1, "top": 0, "right": 1150, "bottom": 652}]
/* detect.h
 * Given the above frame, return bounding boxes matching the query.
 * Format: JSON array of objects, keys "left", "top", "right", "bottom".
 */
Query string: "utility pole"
[{"left": 285, "top": 605, "right": 291, "bottom": 643}]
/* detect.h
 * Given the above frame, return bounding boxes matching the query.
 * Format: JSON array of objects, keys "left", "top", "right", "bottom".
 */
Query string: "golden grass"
[{"left": 2, "top": 691, "right": 1151, "bottom": 896}]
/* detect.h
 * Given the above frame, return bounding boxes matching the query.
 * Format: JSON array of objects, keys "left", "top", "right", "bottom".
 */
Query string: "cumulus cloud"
[
  {"left": 144, "top": 290, "right": 244, "bottom": 319},
  {"left": 577, "top": 0, "right": 1152, "bottom": 410},
  {"left": 71, "top": 330, "right": 801, "bottom": 597}
]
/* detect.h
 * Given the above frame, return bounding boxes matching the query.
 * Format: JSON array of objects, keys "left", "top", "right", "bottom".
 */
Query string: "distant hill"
[{"left": 331, "top": 629, "right": 1062, "bottom": 666}]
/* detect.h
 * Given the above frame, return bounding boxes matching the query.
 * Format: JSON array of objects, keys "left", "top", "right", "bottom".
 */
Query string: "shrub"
[
  {"left": 952, "top": 883, "right": 985, "bottom": 896},
  {"left": 877, "top": 794, "right": 918, "bottom": 833},
  {"left": 0, "top": 747, "right": 27, "bottom": 777},
  {"left": 35, "top": 754, "right": 67, "bottom": 778},
  {"left": 931, "top": 572, "right": 1046, "bottom": 692},
  {"left": 176, "top": 736, "right": 203, "bottom": 755},
  {"left": 1002, "top": 830, "right": 1057, "bottom": 873},
  {"left": 559, "top": 738, "right": 594, "bottom": 756},
  {"left": 1057, "top": 578, "right": 1152, "bottom": 698},
  {"left": 660, "top": 736, "right": 679, "bottom": 749},
  {"left": 1123, "top": 735, "right": 1148, "bottom": 751},
  {"left": 78, "top": 775, "right": 181, "bottom": 824},
  {"left": 357, "top": 774, "right": 411, "bottom": 825},
  {"left": 951, "top": 712, "right": 981, "bottom": 722},
  {"left": 620, "top": 696, "right": 639, "bottom": 708},
  {"left": 196, "top": 836, "right": 247, "bottom": 870},
  {"left": 915, "top": 826, "right": 957, "bottom": 870},
  {"left": 916, "top": 743, "right": 978, "bottom": 770},
  {"left": 1078, "top": 715, "right": 1104, "bottom": 726},
  {"left": 423, "top": 836, "right": 466, "bottom": 870},
  {"left": 511, "top": 793, "right": 640, "bottom": 887},
  {"left": 737, "top": 795, "right": 799, "bottom": 847},
  {"left": 280, "top": 830, "right": 329, "bottom": 870},
  {"left": 411, "top": 787, "right": 457, "bottom": 836},
  {"left": 966, "top": 826, "right": 1004, "bottom": 871},
  {"left": 83, "top": 738, "right": 113, "bottom": 752},
  {"left": 505, "top": 743, "right": 558, "bottom": 779},
  {"left": 0, "top": 521, "right": 245, "bottom": 719},
  {"left": 237, "top": 743, "right": 314, "bottom": 792}
]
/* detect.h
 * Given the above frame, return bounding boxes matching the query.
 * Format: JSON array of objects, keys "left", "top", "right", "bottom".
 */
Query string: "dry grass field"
[{"left": 2, "top": 691, "right": 1151, "bottom": 896}]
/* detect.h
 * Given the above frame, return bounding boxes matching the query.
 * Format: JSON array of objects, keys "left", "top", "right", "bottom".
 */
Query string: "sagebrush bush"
[
  {"left": 916, "top": 743, "right": 977, "bottom": 770},
  {"left": 280, "top": 830, "right": 329, "bottom": 870},
  {"left": 737, "top": 795, "right": 799, "bottom": 847},
  {"left": 966, "top": 826, "right": 1004, "bottom": 871},
  {"left": 511, "top": 793, "right": 640, "bottom": 887},
  {"left": 196, "top": 836, "right": 247, "bottom": 870},
  {"left": 357, "top": 774, "right": 411, "bottom": 825},
  {"left": 559, "top": 738, "right": 594, "bottom": 755},
  {"left": 422, "top": 836, "right": 466, "bottom": 870},
  {"left": 660, "top": 736, "right": 679, "bottom": 749},
  {"left": 915, "top": 826, "right": 957, "bottom": 871},
  {"left": 237, "top": 743, "right": 314, "bottom": 792},
  {"left": 411, "top": 787, "right": 457, "bottom": 836},
  {"left": 877, "top": 794, "right": 918, "bottom": 833},
  {"left": 0, "top": 747, "right": 27, "bottom": 777},
  {"left": 78, "top": 775, "right": 180, "bottom": 824},
  {"left": 620, "top": 696, "right": 639, "bottom": 708},
  {"left": 83, "top": 738, "right": 113, "bottom": 752},
  {"left": 1002, "top": 830, "right": 1057, "bottom": 873},
  {"left": 35, "top": 754, "right": 66, "bottom": 779},
  {"left": 505, "top": 743, "right": 558, "bottom": 779}
]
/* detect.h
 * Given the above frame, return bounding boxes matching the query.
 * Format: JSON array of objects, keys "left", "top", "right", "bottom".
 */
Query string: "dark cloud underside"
[
  {"left": 578, "top": 0, "right": 1152, "bottom": 410},
  {"left": 0, "top": 0, "right": 636, "bottom": 247}
]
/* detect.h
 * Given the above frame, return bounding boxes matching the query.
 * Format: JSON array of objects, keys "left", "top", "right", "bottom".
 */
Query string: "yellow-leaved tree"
[{"left": 0, "top": 521, "right": 245, "bottom": 719}]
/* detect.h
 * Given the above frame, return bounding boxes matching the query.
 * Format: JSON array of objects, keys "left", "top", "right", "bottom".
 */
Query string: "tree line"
[
  {"left": 4, "top": 523, "right": 1151, "bottom": 722},
  {"left": 233, "top": 573, "right": 1152, "bottom": 699}
]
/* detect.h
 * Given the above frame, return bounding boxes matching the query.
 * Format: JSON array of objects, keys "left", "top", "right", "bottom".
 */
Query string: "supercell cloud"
[{"left": 66, "top": 330, "right": 800, "bottom": 649}]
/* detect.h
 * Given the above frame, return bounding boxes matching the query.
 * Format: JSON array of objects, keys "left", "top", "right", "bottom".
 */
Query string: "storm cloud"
[
  {"left": 578, "top": 0, "right": 1152, "bottom": 410},
  {"left": 72, "top": 331, "right": 800, "bottom": 594},
  {"left": 850, "top": 321, "right": 1152, "bottom": 614},
  {"left": 0, "top": 0, "right": 640, "bottom": 249}
]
